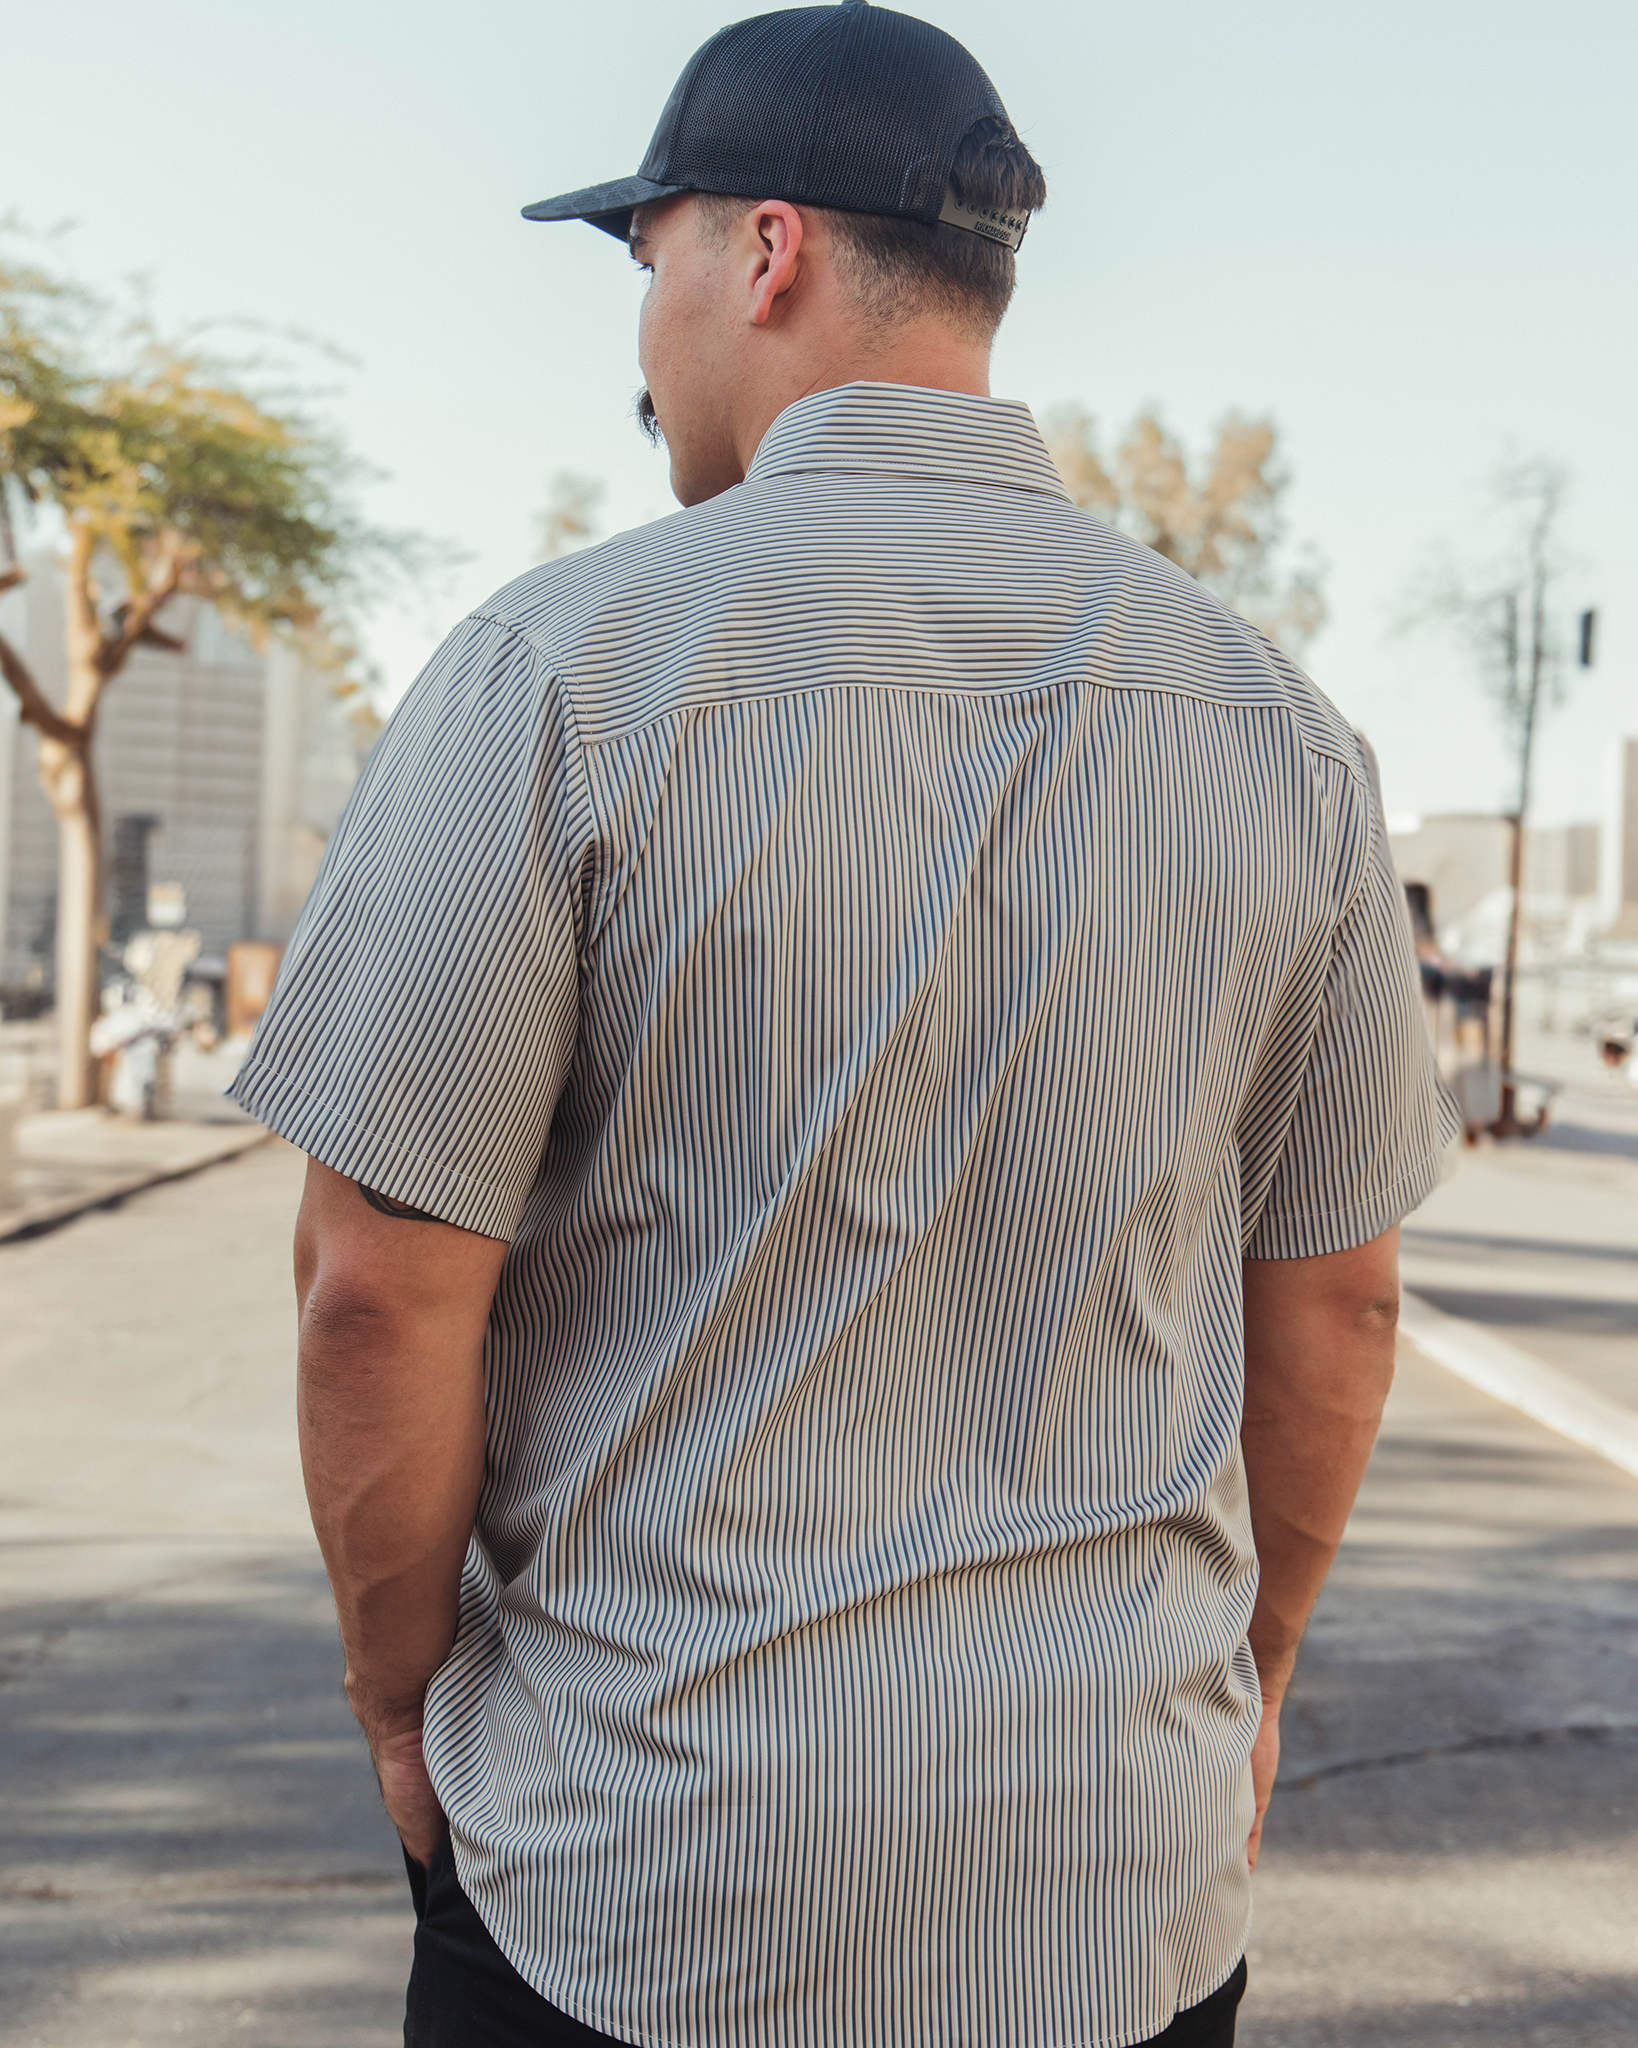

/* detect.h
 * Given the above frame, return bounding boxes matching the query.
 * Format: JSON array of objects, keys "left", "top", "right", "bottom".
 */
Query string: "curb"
[
  {"left": 1399, "top": 1289, "right": 1638, "bottom": 1483},
  {"left": 0, "top": 1124, "right": 271, "bottom": 1244}
]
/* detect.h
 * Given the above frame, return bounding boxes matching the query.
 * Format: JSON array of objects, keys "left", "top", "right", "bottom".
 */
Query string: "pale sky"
[{"left": 6, "top": 0, "right": 1633, "bottom": 826}]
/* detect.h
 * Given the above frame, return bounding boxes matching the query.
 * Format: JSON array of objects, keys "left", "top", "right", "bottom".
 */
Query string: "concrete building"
[
  {"left": 1389, "top": 783, "right": 1632, "bottom": 969},
  {"left": 0, "top": 545, "right": 379, "bottom": 1005},
  {"left": 1610, "top": 738, "right": 1638, "bottom": 941}
]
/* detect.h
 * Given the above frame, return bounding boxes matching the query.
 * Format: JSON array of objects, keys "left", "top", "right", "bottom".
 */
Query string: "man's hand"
[
  {"left": 373, "top": 1724, "right": 447, "bottom": 1869},
  {"left": 293, "top": 1157, "right": 508, "bottom": 1863},
  {"left": 1246, "top": 1694, "right": 1281, "bottom": 1871},
  {"left": 1240, "top": 1228, "right": 1400, "bottom": 1869}
]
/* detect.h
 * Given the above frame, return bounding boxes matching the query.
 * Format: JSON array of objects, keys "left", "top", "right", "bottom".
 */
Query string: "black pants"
[{"left": 404, "top": 1840, "right": 1246, "bottom": 2047}]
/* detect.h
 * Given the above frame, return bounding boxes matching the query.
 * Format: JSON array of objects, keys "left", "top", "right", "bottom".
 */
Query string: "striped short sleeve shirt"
[{"left": 233, "top": 382, "right": 1458, "bottom": 2048}]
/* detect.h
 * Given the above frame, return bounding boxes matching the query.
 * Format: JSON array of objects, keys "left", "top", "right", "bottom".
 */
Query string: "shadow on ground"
[
  {"left": 1241, "top": 1969, "right": 1638, "bottom": 2048},
  {"left": 1407, "top": 1289, "right": 1638, "bottom": 1342},
  {"left": 1533, "top": 1120, "right": 1638, "bottom": 1165},
  {"left": 0, "top": 1549, "right": 410, "bottom": 2048},
  {"left": 1402, "top": 1226, "right": 1638, "bottom": 1271},
  {"left": 1242, "top": 1356, "right": 1638, "bottom": 2046}
]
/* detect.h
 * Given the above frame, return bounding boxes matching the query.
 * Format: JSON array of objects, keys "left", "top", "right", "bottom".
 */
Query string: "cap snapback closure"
[{"left": 936, "top": 192, "right": 1028, "bottom": 250}]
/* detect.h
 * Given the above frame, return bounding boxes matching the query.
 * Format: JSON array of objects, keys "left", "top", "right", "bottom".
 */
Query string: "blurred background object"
[
  {"left": 0, "top": 553, "right": 374, "bottom": 1010},
  {"left": 535, "top": 469, "right": 606, "bottom": 563},
  {"left": 0, "top": 251, "right": 418, "bottom": 1116},
  {"left": 1395, "top": 464, "right": 1599, "bottom": 1137},
  {"left": 1046, "top": 405, "right": 1327, "bottom": 657}
]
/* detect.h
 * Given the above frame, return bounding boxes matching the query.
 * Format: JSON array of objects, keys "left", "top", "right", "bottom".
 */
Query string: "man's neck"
[{"left": 732, "top": 325, "right": 992, "bottom": 476}]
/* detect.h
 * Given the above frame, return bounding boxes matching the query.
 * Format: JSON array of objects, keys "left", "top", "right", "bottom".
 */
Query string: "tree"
[
  {"left": 1398, "top": 460, "right": 1578, "bottom": 1138},
  {"left": 535, "top": 470, "right": 604, "bottom": 563},
  {"left": 1045, "top": 406, "right": 1327, "bottom": 657},
  {"left": 1, "top": 249, "right": 403, "bottom": 1108}
]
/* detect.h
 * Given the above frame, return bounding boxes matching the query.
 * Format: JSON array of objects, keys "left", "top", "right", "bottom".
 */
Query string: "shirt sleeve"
[
  {"left": 229, "top": 613, "right": 595, "bottom": 1240},
  {"left": 1240, "top": 757, "right": 1462, "bottom": 1260}
]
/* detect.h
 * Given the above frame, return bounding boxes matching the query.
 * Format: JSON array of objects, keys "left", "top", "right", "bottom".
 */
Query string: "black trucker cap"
[{"left": 522, "top": 2, "right": 1029, "bottom": 252}]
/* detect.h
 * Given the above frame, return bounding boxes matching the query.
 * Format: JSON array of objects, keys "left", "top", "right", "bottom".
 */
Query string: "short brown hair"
[{"left": 697, "top": 116, "right": 1046, "bottom": 342}]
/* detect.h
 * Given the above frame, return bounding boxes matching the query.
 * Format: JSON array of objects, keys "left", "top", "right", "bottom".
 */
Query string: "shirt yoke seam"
[
  {"left": 461, "top": 606, "right": 1369, "bottom": 910},
  {"left": 471, "top": 648, "right": 1364, "bottom": 773}
]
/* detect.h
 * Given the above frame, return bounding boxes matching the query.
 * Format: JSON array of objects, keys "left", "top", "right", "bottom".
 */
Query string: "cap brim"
[{"left": 521, "top": 175, "right": 689, "bottom": 242}]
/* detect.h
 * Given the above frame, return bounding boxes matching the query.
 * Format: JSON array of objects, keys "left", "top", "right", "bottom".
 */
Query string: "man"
[{"left": 233, "top": 6, "right": 1459, "bottom": 2044}]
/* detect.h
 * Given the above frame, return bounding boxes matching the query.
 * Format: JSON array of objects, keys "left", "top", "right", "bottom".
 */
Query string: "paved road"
[
  {"left": 1, "top": 1141, "right": 408, "bottom": 2048},
  {"left": 2, "top": 1137, "right": 1634, "bottom": 2045},
  {"left": 1400, "top": 1082, "right": 1638, "bottom": 1422},
  {"left": 1247, "top": 1349, "right": 1638, "bottom": 2046}
]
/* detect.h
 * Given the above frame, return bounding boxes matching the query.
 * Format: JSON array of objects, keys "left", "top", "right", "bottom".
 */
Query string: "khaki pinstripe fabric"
[{"left": 234, "top": 383, "right": 1458, "bottom": 2048}]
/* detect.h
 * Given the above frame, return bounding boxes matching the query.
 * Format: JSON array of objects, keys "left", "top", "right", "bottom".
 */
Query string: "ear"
[{"left": 746, "top": 201, "right": 805, "bottom": 328}]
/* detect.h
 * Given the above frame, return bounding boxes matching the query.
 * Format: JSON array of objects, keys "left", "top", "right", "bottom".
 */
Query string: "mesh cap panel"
[{"left": 636, "top": 4, "right": 1006, "bottom": 223}]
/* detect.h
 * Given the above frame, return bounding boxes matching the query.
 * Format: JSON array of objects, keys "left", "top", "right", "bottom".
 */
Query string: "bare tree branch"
[
  {"left": 0, "top": 624, "right": 81, "bottom": 747},
  {"left": 109, "top": 597, "right": 187, "bottom": 653},
  {"left": 1395, "top": 457, "right": 1574, "bottom": 1139},
  {"left": 97, "top": 528, "right": 188, "bottom": 681}
]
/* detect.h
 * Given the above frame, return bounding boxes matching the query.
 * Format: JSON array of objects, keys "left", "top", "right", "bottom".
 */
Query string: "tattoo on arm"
[{"left": 356, "top": 1182, "right": 441, "bottom": 1224}]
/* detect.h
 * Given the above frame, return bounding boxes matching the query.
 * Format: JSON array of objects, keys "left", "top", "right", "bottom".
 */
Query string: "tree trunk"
[
  {"left": 38, "top": 523, "right": 111, "bottom": 1110},
  {"left": 38, "top": 732, "right": 103, "bottom": 1110},
  {"left": 6, "top": 522, "right": 188, "bottom": 1109},
  {"left": 1490, "top": 544, "right": 1548, "bottom": 1142},
  {"left": 1494, "top": 810, "right": 1525, "bottom": 1136}
]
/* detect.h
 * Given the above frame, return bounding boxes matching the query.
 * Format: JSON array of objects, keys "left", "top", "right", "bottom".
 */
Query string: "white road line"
[{"left": 1399, "top": 1290, "right": 1638, "bottom": 1483}]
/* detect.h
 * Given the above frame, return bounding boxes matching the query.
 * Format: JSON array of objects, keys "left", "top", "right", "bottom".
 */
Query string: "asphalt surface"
[
  {"left": 1400, "top": 1079, "right": 1638, "bottom": 1423},
  {"left": 2, "top": 1133, "right": 1634, "bottom": 2046},
  {"left": 1246, "top": 1349, "right": 1638, "bottom": 2046},
  {"left": 1, "top": 1141, "right": 408, "bottom": 2048}
]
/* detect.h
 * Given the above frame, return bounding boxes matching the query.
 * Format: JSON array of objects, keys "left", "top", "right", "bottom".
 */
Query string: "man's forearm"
[
  {"left": 293, "top": 1158, "right": 507, "bottom": 1748},
  {"left": 1240, "top": 1231, "right": 1401, "bottom": 1706},
  {"left": 297, "top": 1304, "right": 486, "bottom": 1739}
]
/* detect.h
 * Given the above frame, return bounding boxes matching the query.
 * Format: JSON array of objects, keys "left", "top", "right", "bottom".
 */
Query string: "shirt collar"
[{"left": 745, "top": 382, "right": 1071, "bottom": 501}]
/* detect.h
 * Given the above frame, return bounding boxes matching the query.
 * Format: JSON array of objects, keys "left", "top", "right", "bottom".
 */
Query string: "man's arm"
[
  {"left": 293, "top": 1155, "right": 509, "bottom": 1864},
  {"left": 1240, "top": 1225, "right": 1400, "bottom": 1868}
]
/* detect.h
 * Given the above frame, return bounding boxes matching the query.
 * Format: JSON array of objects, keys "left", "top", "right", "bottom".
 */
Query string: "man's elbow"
[
  {"left": 299, "top": 1268, "right": 402, "bottom": 1373},
  {"left": 1355, "top": 1283, "right": 1401, "bottom": 1338},
  {"left": 1312, "top": 1228, "right": 1402, "bottom": 1344},
  {"left": 1327, "top": 1273, "right": 1400, "bottom": 1423}
]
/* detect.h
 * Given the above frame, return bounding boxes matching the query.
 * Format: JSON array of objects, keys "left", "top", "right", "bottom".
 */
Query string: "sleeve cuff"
[
  {"left": 1245, "top": 1136, "right": 1459, "bottom": 1261},
  {"left": 228, "top": 1059, "right": 523, "bottom": 1241}
]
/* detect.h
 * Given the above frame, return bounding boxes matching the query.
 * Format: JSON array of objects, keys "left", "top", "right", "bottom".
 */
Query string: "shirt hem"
[
  {"left": 449, "top": 1834, "right": 1251, "bottom": 2048},
  {"left": 506, "top": 1961, "right": 1252, "bottom": 2048},
  {"left": 226, "top": 1058, "right": 521, "bottom": 1241},
  {"left": 1244, "top": 1134, "right": 1455, "bottom": 1261}
]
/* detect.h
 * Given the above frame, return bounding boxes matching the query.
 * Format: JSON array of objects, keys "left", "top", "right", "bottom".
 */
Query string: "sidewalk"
[
  {"left": 0, "top": 1142, "right": 407, "bottom": 2048},
  {"left": 1246, "top": 1025, "right": 1638, "bottom": 2042},
  {"left": 1400, "top": 1082, "right": 1638, "bottom": 1422},
  {"left": 1245, "top": 1342, "right": 1638, "bottom": 2046},
  {"left": 0, "top": 1038, "right": 266, "bottom": 1242}
]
